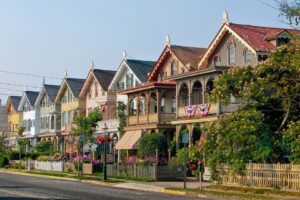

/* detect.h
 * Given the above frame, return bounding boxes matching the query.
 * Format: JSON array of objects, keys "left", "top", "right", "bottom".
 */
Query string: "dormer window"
[
  {"left": 244, "top": 49, "right": 252, "bottom": 63},
  {"left": 228, "top": 42, "right": 235, "bottom": 65},
  {"left": 277, "top": 37, "right": 289, "bottom": 46},
  {"left": 214, "top": 56, "right": 221, "bottom": 67},
  {"left": 171, "top": 60, "right": 177, "bottom": 76}
]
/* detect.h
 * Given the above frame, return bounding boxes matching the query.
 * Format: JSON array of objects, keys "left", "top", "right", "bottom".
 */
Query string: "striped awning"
[{"left": 115, "top": 130, "right": 143, "bottom": 150}]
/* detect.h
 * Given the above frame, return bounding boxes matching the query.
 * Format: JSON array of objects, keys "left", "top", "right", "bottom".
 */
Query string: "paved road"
[{"left": 0, "top": 173, "right": 207, "bottom": 200}]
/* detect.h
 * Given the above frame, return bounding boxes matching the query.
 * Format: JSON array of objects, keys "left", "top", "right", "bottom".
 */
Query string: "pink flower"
[{"left": 126, "top": 156, "right": 137, "bottom": 165}]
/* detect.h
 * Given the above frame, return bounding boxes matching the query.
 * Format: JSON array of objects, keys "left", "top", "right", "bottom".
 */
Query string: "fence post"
[
  {"left": 155, "top": 149, "right": 159, "bottom": 165},
  {"left": 134, "top": 163, "right": 137, "bottom": 177},
  {"left": 249, "top": 160, "right": 253, "bottom": 187},
  {"left": 153, "top": 163, "right": 157, "bottom": 181}
]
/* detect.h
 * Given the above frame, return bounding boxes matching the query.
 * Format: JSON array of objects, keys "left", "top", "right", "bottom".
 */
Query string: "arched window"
[
  {"left": 160, "top": 96, "right": 165, "bottom": 113},
  {"left": 214, "top": 56, "right": 221, "bottom": 67},
  {"left": 51, "top": 115, "right": 55, "bottom": 130},
  {"left": 171, "top": 60, "right": 177, "bottom": 76},
  {"left": 129, "top": 97, "right": 137, "bottom": 115},
  {"left": 228, "top": 42, "right": 235, "bottom": 65},
  {"left": 244, "top": 49, "right": 252, "bottom": 63},
  {"left": 206, "top": 79, "right": 214, "bottom": 94},
  {"left": 138, "top": 95, "right": 146, "bottom": 115}
]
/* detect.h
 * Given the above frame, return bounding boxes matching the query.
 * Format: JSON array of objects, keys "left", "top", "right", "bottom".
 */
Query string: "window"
[
  {"left": 171, "top": 98, "right": 176, "bottom": 113},
  {"left": 244, "top": 49, "right": 252, "bottom": 63},
  {"left": 130, "top": 98, "right": 137, "bottom": 115},
  {"left": 228, "top": 42, "right": 235, "bottom": 65},
  {"left": 171, "top": 60, "right": 177, "bottom": 76},
  {"left": 214, "top": 56, "right": 221, "bottom": 66},
  {"left": 95, "top": 82, "right": 98, "bottom": 97},
  {"left": 206, "top": 79, "right": 214, "bottom": 94},
  {"left": 160, "top": 97, "right": 165, "bottom": 113},
  {"left": 88, "top": 90, "right": 92, "bottom": 99},
  {"left": 277, "top": 37, "right": 289, "bottom": 46},
  {"left": 62, "top": 112, "right": 66, "bottom": 125},
  {"left": 68, "top": 111, "right": 73, "bottom": 124}
]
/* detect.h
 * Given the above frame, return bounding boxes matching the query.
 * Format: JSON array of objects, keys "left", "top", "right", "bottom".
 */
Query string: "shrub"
[
  {"left": 0, "top": 155, "right": 9, "bottom": 167},
  {"left": 7, "top": 151, "right": 24, "bottom": 160},
  {"left": 126, "top": 156, "right": 137, "bottom": 165},
  {"left": 143, "top": 156, "right": 156, "bottom": 165},
  {"left": 138, "top": 132, "right": 167, "bottom": 158},
  {"left": 36, "top": 155, "right": 50, "bottom": 161}
]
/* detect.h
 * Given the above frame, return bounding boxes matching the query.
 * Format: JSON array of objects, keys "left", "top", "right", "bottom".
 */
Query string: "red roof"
[
  {"left": 229, "top": 23, "right": 300, "bottom": 52},
  {"left": 119, "top": 81, "right": 176, "bottom": 94}
]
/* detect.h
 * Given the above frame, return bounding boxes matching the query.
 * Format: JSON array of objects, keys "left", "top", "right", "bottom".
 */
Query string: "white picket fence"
[{"left": 34, "top": 161, "right": 64, "bottom": 172}]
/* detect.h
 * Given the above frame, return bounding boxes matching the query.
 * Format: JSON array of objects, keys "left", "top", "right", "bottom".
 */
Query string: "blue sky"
[{"left": 0, "top": 0, "right": 290, "bottom": 103}]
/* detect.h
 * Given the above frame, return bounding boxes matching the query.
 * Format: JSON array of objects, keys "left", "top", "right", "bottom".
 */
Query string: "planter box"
[{"left": 83, "top": 163, "right": 93, "bottom": 175}]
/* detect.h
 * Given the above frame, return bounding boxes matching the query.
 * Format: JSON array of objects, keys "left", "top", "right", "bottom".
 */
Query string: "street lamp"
[{"left": 96, "top": 123, "right": 111, "bottom": 180}]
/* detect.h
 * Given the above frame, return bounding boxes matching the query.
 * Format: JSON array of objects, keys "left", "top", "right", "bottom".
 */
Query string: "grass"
[{"left": 166, "top": 185, "right": 300, "bottom": 200}]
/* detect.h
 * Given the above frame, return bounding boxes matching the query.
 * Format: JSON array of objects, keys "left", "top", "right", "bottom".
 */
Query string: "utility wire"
[
  {"left": 0, "top": 82, "right": 40, "bottom": 89},
  {"left": 0, "top": 69, "right": 62, "bottom": 80}
]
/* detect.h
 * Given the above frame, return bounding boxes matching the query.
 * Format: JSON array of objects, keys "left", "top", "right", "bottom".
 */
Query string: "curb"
[{"left": 160, "top": 189, "right": 186, "bottom": 196}]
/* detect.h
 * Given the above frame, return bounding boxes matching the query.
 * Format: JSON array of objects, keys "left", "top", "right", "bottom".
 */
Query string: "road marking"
[{"left": 0, "top": 188, "right": 52, "bottom": 199}]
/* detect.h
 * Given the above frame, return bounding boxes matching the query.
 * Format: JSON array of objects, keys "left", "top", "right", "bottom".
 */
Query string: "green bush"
[
  {"left": 138, "top": 132, "right": 167, "bottom": 158},
  {"left": 35, "top": 141, "right": 54, "bottom": 154},
  {"left": 7, "top": 163, "right": 24, "bottom": 169},
  {"left": 0, "top": 155, "right": 9, "bottom": 167},
  {"left": 7, "top": 151, "right": 24, "bottom": 160},
  {"left": 36, "top": 155, "right": 50, "bottom": 161}
]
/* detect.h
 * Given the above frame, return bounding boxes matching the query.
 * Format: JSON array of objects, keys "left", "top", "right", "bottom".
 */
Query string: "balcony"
[
  {"left": 177, "top": 103, "right": 219, "bottom": 119},
  {"left": 96, "top": 119, "right": 119, "bottom": 133}
]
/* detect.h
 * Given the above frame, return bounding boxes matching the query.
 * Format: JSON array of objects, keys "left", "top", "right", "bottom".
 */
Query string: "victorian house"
[
  {"left": 4, "top": 96, "right": 22, "bottom": 150},
  {"left": 35, "top": 84, "right": 61, "bottom": 151},
  {"left": 108, "top": 52, "right": 155, "bottom": 105},
  {"left": 79, "top": 64, "right": 117, "bottom": 153},
  {"left": 55, "top": 74, "right": 86, "bottom": 158},
  {"left": 18, "top": 91, "right": 39, "bottom": 146},
  {"left": 171, "top": 11, "right": 299, "bottom": 148},
  {"left": 116, "top": 37, "right": 206, "bottom": 153}
]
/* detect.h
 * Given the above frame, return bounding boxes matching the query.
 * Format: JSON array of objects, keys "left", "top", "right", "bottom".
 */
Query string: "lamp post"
[{"left": 97, "top": 123, "right": 111, "bottom": 180}]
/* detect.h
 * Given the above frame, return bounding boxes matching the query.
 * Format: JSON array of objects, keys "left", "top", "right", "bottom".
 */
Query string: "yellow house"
[
  {"left": 4, "top": 96, "right": 23, "bottom": 150},
  {"left": 55, "top": 76, "right": 86, "bottom": 158},
  {"left": 5, "top": 96, "right": 22, "bottom": 133}
]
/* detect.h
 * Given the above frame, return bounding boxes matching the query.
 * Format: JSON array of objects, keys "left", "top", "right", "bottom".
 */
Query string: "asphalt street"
[{"left": 0, "top": 173, "right": 208, "bottom": 200}]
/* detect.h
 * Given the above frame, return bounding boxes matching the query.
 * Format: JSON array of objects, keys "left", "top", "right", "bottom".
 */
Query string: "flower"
[{"left": 126, "top": 156, "right": 137, "bottom": 165}]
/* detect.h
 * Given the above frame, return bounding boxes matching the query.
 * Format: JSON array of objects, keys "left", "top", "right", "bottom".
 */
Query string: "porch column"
[
  {"left": 136, "top": 95, "right": 140, "bottom": 124},
  {"left": 127, "top": 95, "right": 130, "bottom": 125},
  {"left": 146, "top": 92, "right": 150, "bottom": 124},
  {"left": 175, "top": 125, "right": 180, "bottom": 150},
  {"left": 188, "top": 124, "right": 193, "bottom": 147},
  {"left": 175, "top": 95, "right": 179, "bottom": 119},
  {"left": 156, "top": 90, "right": 160, "bottom": 122}
]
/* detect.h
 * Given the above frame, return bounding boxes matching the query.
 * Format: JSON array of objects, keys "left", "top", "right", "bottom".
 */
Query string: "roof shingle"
[
  {"left": 66, "top": 78, "right": 86, "bottom": 97},
  {"left": 127, "top": 59, "right": 155, "bottom": 82},
  {"left": 44, "top": 84, "right": 60, "bottom": 102},
  {"left": 93, "top": 69, "right": 116, "bottom": 90}
]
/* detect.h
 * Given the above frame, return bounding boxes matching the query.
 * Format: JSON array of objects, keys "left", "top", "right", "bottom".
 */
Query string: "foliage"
[
  {"left": 176, "top": 145, "right": 203, "bottom": 164},
  {"left": 117, "top": 101, "right": 126, "bottom": 136},
  {"left": 143, "top": 156, "right": 156, "bottom": 165},
  {"left": 72, "top": 108, "right": 102, "bottom": 146},
  {"left": 283, "top": 121, "right": 300, "bottom": 163},
  {"left": 17, "top": 139, "right": 29, "bottom": 153},
  {"left": 0, "top": 135, "right": 5, "bottom": 153},
  {"left": 203, "top": 109, "right": 273, "bottom": 181},
  {"left": 275, "top": 0, "right": 300, "bottom": 26},
  {"left": 126, "top": 156, "right": 137, "bottom": 165},
  {"left": 17, "top": 126, "right": 25, "bottom": 137},
  {"left": 35, "top": 140, "right": 54, "bottom": 154},
  {"left": 138, "top": 132, "right": 167, "bottom": 158},
  {"left": 36, "top": 155, "right": 50, "bottom": 161},
  {"left": 0, "top": 155, "right": 9, "bottom": 167},
  {"left": 7, "top": 151, "right": 24, "bottom": 160}
]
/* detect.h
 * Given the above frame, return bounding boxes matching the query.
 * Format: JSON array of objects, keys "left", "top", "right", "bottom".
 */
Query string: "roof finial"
[
  {"left": 223, "top": 10, "right": 229, "bottom": 25},
  {"left": 166, "top": 34, "right": 171, "bottom": 47},
  {"left": 42, "top": 77, "right": 45, "bottom": 86},
  {"left": 90, "top": 61, "right": 94, "bottom": 70},
  {"left": 64, "top": 70, "right": 68, "bottom": 79},
  {"left": 122, "top": 50, "right": 127, "bottom": 60}
]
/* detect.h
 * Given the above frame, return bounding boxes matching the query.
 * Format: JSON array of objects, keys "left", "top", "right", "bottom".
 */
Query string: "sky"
[{"left": 0, "top": 0, "right": 291, "bottom": 104}]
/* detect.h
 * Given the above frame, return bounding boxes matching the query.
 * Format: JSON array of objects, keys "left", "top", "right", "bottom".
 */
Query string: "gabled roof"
[
  {"left": 80, "top": 68, "right": 116, "bottom": 97},
  {"left": 198, "top": 22, "right": 300, "bottom": 68},
  {"left": 25, "top": 91, "right": 39, "bottom": 106},
  {"left": 55, "top": 78, "right": 85, "bottom": 102},
  {"left": 44, "top": 84, "right": 60, "bottom": 102},
  {"left": 35, "top": 84, "right": 60, "bottom": 106},
  {"left": 126, "top": 59, "right": 155, "bottom": 82},
  {"left": 66, "top": 78, "right": 86, "bottom": 97},
  {"left": 93, "top": 69, "right": 116, "bottom": 90},
  {"left": 148, "top": 45, "right": 206, "bottom": 81},
  {"left": 5, "top": 96, "right": 21, "bottom": 113},
  {"left": 229, "top": 23, "right": 300, "bottom": 52}
]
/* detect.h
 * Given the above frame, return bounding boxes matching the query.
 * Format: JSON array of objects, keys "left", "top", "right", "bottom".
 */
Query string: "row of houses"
[{"left": 2, "top": 12, "right": 298, "bottom": 160}]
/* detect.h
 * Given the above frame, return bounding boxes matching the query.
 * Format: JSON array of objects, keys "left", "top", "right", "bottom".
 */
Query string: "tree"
[
  {"left": 203, "top": 109, "right": 273, "bottom": 181},
  {"left": 138, "top": 132, "right": 167, "bottom": 158},
  {"left": 0, "top": 134, "right": 5, "bottom": 153},
  {"left": 276, "top": 0, "right": 300, "bottom": 26},
  {"left": 283, "top": 121, "right": 300, "bottom": 163},
  {"left": 72, "top": 108, "right": 102, "bottom": 145},
  {"left": 208, "top": 36, "right": 300, "bottom": 164},
  {"left": 117, "top": 101, "right": 126, "bottom": 136},
  {"left": 35, "top": 140, "right": 54, "bottom": 154}
]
